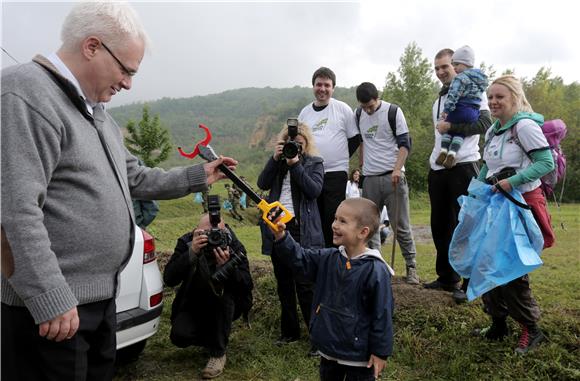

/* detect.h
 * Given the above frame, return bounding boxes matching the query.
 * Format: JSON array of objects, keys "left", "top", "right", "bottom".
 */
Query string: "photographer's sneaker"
[
  {"left": 515, "top": 324, "right": 545, "bottom": 354},
  {"left": 201, "top": 354, "right": 226, "bottom": 379},
  {"left": 405, "top": 266, "right": 420, "bottom": 285}
]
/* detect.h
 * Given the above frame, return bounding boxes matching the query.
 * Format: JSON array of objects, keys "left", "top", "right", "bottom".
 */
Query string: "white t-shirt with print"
[
  {"left": 429, "top": 92, "right": 489, "bottom": 170},
  {"left": 345, "top": 180, "right": 361, "bottom": 198},
  {"left": 483, "top": 119, "right": 549, "bottom": 193},
  {"left": 299, "top": 98, "right": 358, "bottom": 173},
  {"left": 278, "top": 172, "right": 295, "bottom": 215},
  {"left": 358, "top": 100, "right": 409, "bottom": 175}
]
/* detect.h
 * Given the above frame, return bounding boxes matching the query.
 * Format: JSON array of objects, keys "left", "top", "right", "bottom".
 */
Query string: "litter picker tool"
[{"left": 178, "top": 124, "right": 293, "bottom": 231}]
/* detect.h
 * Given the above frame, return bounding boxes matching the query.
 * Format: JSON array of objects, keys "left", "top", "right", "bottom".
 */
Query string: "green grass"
[{"left": 115, "top": 197, "right": 580, "bottom": 381}]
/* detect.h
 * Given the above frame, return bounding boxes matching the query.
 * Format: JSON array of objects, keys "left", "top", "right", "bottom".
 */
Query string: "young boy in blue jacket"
[{"left": 271, "top": 197, "right": 394, "bottom": 380}]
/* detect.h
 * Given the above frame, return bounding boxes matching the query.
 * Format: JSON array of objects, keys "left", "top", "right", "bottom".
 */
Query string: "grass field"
[{"left": 114, "top": 195, "right": 580, "bottom": 381}]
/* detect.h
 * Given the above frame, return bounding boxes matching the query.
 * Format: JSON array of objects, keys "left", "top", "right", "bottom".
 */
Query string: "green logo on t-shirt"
[
  {"left": 312, "top": 118, "right": 328, "bottom": 132},
  {"left": 364, "top": 125, "right": 379, "bottom": 139}
]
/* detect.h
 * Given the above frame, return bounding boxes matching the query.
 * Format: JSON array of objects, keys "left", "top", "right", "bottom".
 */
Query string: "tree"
[
  {"left": 124, "top": 105, "right": 173, "bottom": 167},
  {"left": 382, "top": 42, "right": 438, "bottom": 192}
]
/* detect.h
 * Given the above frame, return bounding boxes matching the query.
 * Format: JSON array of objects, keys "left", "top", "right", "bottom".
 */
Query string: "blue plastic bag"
[
  {"left": 222, "top": 200, "right": 232, "bottom": 210},
  {"left": 194, "top": 192, "right": 203, "bottom": 204},
  {"left": 240, "top": 193, "right": 247, "bottom": 208},
  {"left": 449, "top": 179, "right": 544, "bottom": 301}
]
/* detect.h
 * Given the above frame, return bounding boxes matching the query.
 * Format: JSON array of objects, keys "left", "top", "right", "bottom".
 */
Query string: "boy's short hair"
[
  {"left": 342, "top": 198, "right": 380, "bottom": 242},
  {"left": 312, "top": 67, "right": 336, "bottom": 87}
]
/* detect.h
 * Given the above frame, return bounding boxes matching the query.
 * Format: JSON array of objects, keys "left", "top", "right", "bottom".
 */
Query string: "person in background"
[
  {"left": 473, "top": 75, "right": 554, "bottom": 354},
  {"left": 355, "top": 82, "right": 419, "bottom": 285},
  {"left": 164, "top": 214, "right": 253, "bottom": 379},
  {"left": 0, "top": 3, "right": 236, "bottom": 379},
  {"left": 424, "top": 48, "right": 492, "bottom": 304},
  {"left": 345, "top": 168, "right": 362, "bottom": 198},
  {"left": 225, "top": 184, "right": 244, "bottom": 222},
  {"left": 270, "top": 198, "right": 394, "bottom": 380},
  {"left": 257, "top": 122, "right": 324, "bottom": 353},
  {"left": 299, "top": 67, "right": 360, "bottom": 247}
]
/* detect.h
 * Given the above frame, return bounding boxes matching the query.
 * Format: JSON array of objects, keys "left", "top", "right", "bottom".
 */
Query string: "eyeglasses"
[{"left": 101, "top": 42, "right": 137, "bottom": 77}]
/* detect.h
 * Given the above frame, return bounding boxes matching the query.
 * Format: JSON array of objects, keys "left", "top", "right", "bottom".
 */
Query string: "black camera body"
[
  {"left": 201, "top": 195, "right": 247, "bottom": 283},
  {"left": 200, "top": 195, "right": 232, "bottom": 257},
  {"left": 282, "top": 118, "right": 301, "bottom": 160}
]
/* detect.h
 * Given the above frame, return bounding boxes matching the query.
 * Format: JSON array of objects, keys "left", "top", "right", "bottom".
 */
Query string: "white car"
[{"left": 115, "top": 227, "right": 164, "bottom": 361}]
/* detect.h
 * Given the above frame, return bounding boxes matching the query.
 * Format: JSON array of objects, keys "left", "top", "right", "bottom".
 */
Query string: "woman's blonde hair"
[
  {"left": 277, "top": 122, "right": 319, "bottom": 156},
  {"left": 489, "top": 75, "right": 534, "bottom": 113}
]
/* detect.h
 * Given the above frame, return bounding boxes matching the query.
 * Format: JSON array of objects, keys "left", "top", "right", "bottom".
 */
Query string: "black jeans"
[
  {"left": 270, "top": 218, "right": 314, "bottom": 339},
  {"left": 482, "top": 274, "right": 541, "bottom": 326},
  {"left": 319, "top": 357, "right": 375, "bottom": 381},
  {"left": 428, "top": 163, "right": 478, "bottom": 286},
  {"left": 318, "top": 171, "right": 348, "bottom": 247},
  {"left": 170, "top": 291, "right": 236, "bottom": 357},
  {"left": 2, "top": 299, "right": 116, "bottom": 381}
]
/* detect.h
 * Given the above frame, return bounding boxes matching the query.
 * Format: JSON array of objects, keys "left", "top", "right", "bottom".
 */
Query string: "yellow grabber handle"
[{"left": 257, "top": 200, "right": 293, "bottom": 232}]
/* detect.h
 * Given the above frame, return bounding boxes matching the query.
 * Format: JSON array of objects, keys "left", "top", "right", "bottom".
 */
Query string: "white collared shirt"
[{"left": 46, "top": 52, "right": 97, "bottom": 115}]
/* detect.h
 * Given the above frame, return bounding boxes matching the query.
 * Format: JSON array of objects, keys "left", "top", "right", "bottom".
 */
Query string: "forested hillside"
[{"left": 109, "top": 45, "right": 579, "bottom": 200}]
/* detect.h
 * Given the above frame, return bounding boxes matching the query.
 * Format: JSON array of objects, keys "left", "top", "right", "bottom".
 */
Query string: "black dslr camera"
[
  {"left": 282, "top": 118, "right": 301, "bottom": 160},
  {"left": 201, "top": 195, "right": 247, "bottom": 283},
  {"left": 201, "top": 195, "right": 231, "bottom": 254}
]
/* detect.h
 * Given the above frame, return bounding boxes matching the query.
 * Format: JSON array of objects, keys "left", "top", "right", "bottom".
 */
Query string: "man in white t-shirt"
[
  {"left": 355, "top": 82, "right": 419, "bottom": 285},
  {"left": 424, "top": 48, "right": 492, "bottom": 303},
  {"left": 298, "top": 67, "right": 360, "bottom": 247}
]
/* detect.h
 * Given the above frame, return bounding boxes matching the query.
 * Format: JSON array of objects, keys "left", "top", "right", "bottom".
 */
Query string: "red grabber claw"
[{"left": 177, "top": 124, "right": 213, "bottom": 159}]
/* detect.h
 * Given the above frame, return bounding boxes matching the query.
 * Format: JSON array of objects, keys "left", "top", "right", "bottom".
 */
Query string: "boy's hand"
[
  {"left": 271, "top": 221, "right": 287, "bottom": 241},
  {"left": 367, "top": 354, "right": 386, "bottom": 379}
]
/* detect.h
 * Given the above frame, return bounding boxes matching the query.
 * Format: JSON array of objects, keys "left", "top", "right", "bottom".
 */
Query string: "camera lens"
[{"left": 282, "top": 141, "right": 300, "bottom": 159}]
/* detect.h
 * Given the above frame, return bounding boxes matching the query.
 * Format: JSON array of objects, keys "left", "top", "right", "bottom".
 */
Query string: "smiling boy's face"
[{"left": 331, "top": 203, "right": 365, "bottom": 248}]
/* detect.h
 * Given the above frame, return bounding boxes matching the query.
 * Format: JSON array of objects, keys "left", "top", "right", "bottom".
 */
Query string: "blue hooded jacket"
[{"left": 274, "top": 233, "right": 394, "bottom": 361}]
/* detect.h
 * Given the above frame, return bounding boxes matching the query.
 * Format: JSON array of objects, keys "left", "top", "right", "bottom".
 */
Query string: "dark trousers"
[
  {"left": 482, "top": 275, "right": 541, "bottom": 326},
  {"left": 1, "top": 299, "right": 116, "bottom": 381},
  {"left": 428, "top": 163, "right": 478, "bottom": 286},
  {"left": 270, "top": 219, "right": 314, "bottom": 338},
  {"left": 170, "top": 292, "right": 235, "bottom": 357},
  {"left": 318, "top": 171, "right": 348, "bottom": 247},
  {"left": 319, "top": 357, "right": 375, "bottom": 381}
]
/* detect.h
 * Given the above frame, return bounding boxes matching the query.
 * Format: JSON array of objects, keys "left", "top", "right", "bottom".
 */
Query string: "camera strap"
[{"left": 493, "top": 184, "right": 531, "bottom": 210}]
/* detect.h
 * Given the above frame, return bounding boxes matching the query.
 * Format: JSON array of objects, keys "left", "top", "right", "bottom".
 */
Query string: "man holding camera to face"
[{"left": 163, "top": 197, "right": 253, "bottom": 379}]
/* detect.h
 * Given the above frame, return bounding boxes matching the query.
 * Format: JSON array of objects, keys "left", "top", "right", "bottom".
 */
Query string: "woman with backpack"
[
  {"left": 473, "top": 75, "right": 555, "bottom": 354},
  {"left": 257, "top": 122, "right": 324, "bottom": 353}
]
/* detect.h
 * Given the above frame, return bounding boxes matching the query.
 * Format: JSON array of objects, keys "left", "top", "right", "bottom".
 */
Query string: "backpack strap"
[
  {"left": 355, "top": 106, "right": 363, "bottom": 132},
  {"left": 387, "top": 103, "right": 399, "bottom": 137}
]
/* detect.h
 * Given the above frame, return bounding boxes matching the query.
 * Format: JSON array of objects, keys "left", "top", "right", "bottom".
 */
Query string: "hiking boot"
[
  {"left": 515, "top": 324, "right": 545, "bottom": 354},
  {"left": 435, "top": 151, "right": 448, "bottom": 165},
  {"left": 472, "top": 318, "right": 509, "bottom": 341},
  {"left": 405, "top": 266, "right": 420, "bottom": 285},
  {"left": 423, "top": 280, "right": 459, "bottom": 292},
  {"left": 452, "top": 289, "right": 467, "bottom": 304},
  {"left": 201, "top": 354, "right": 226, "bottom": 379},
  {"left": 442, "top": 154, "right": 456, "bottom": 169}
]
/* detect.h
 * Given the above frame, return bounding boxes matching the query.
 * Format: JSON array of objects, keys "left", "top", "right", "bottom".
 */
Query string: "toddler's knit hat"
[{"left": 452, "top": 45, "right": 475, "bottom": 67}]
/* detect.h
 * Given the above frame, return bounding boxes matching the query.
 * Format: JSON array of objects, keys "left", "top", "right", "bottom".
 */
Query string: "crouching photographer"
[{"left": 163, "top": 196, "right": 253, "bottom": 379}]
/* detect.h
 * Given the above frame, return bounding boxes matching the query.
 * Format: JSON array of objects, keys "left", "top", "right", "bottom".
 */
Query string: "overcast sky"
[{"left": 2, "top": 0, "right": 579, "bottom": 107}]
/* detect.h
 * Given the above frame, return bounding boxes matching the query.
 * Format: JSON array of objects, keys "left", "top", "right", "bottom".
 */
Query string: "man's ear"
[{"left": 81, "top": 36, "right": 101, "bottom": 60}]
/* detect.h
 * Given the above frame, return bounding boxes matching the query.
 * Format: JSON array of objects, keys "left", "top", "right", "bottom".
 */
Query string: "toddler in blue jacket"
[{"left": 271, "top": 197, "right": 394, "bottom": 380}]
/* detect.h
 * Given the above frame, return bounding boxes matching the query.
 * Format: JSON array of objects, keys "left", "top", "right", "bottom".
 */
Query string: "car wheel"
[{"left": 116, "top": 340, "right": 147, "bottom": 365}]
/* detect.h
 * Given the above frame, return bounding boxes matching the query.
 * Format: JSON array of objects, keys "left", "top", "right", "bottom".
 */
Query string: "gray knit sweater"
[{"left": 1, "top": 56, "right": 207, "bottom": 323}]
